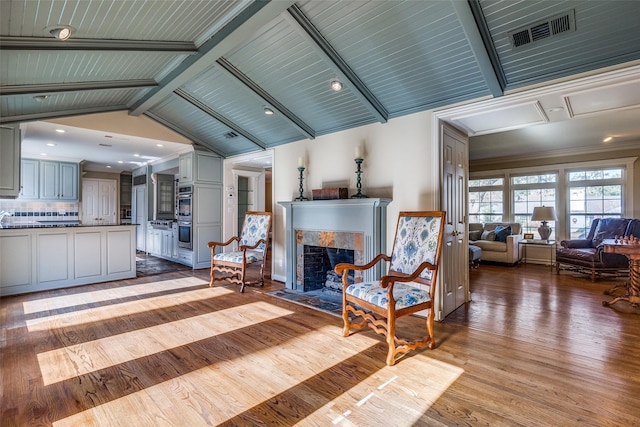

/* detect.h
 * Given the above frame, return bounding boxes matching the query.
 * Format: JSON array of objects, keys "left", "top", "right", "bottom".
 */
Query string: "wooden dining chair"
[
  {"left": 207, "top": 211, "right": 271, "bottom": 293},
  {"left": 335, "top": 211, "right": 446, "bottom": 365}
]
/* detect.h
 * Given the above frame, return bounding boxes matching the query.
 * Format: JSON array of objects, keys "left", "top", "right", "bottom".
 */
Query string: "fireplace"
[
  {"left": 302, "top": 245, "right": 355, "bottom": 291},
  {"left": 279, "top": 199, "right": 391, "bottom": 292}
]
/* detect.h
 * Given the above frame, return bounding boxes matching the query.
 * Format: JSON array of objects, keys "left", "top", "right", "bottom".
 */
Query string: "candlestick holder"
[
  {"left": 295, "top": 166, "right": 308, "bottom": 201},
  {"left": 351, "top": 158, "right": 368, "bottom": 198}
]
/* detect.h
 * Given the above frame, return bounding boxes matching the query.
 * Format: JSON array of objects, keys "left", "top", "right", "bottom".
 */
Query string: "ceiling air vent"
[
  {"left": 224, "top": 131, "right": 238, "bottom": 139},
  {"left": 508, "top": 9, "right": 575, "bottom": 48}
]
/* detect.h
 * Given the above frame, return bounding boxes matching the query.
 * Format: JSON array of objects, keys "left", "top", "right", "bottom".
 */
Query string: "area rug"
[{"left": 266, "top": 288, "right": 343, "bottom": 317}]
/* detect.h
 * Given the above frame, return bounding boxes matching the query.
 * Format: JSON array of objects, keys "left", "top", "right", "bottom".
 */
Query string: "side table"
[
  {"left": 519, "top": 240, "right": 556, "bottom": 271},
  {"left": 602, "top": 238, "right": 640, "bottom": 308}
]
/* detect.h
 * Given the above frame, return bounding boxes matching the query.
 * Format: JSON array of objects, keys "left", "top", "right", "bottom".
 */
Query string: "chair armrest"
[
  {"left": 380, "top": 262, "right": 436, "bottom": 288},
  {"left": 335, "top": 253, "right": 391, "bottom": 274},
  {"left": 560, "top": 239, "right": 591, "bottom": 249},
  {"left": 208, "top": 236, "right": 240, "bottom": 250},
  {"left": 239, "top": 238, "right": 268, "bottom": 251}
]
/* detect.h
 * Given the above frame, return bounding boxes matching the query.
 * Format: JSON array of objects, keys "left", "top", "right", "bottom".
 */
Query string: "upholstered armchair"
[
  {"left": 556, "top": 218, "right": 639, "bottom": 281},
  {"left": 207, "top": 211, "right": 271, "bottom": 292},
  {"left": 335, "top": 211, "right": 445, "bottom": 366}
]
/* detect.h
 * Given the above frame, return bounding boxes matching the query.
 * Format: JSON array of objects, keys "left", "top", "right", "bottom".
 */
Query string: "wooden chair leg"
[
  {"left": 426, "top": 311, "right": 436, "bottom": 350},
  {"left": 342, "top": 305, "right": 351, "bottom": 337},
  {"left": 239, "top": 263, "right": 247, "bottom": 293},
  {"left": 209, "top": 264, "right": 215, "bottom": 287},
  {"left": 386, "top": 314, "right": 397, "bottom": 366}
]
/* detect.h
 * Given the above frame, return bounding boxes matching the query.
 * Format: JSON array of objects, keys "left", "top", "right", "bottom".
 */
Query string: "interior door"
[
  {"left": 441, "top": 124, "right": 469, "bottom": 318},
  {"left": 99, "top": 180, "right": 117, "bottom": 224}
]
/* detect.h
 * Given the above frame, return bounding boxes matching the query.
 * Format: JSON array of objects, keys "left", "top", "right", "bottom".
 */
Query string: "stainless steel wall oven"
[
  {"left": 177, "top": 185, "right": 192, "bottom": 222},
  {"left": 176, "top": 185, "right": 193, "bottom": 250},
  {"left": 177, "top": 221, "right": 192, "bottom": 250}
]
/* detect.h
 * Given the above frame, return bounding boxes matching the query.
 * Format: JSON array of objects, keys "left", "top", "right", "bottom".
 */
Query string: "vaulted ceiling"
[{"left": 2, "top": 0, "right": 640, "bottom": 162}]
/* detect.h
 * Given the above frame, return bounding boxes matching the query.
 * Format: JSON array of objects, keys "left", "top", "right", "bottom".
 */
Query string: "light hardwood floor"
[{"left": 2, "top": 263, "right": 640, "bottom": 426}]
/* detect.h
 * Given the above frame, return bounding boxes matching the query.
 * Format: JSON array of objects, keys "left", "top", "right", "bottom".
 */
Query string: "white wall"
[{"left": 271, "top": 109, "right": 440, "bottom": 281}]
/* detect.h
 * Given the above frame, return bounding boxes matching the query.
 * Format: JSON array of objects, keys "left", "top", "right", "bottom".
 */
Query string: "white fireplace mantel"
[{"left": 278, "top": 198, "right": 391, "bottom": 291}]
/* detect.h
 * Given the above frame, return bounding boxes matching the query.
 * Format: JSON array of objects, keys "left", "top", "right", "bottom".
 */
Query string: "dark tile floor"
[{"left": 136, "top": 252, "right": 192, "bottom": 277}]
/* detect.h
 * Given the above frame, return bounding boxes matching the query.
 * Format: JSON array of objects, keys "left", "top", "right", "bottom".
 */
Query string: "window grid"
[
  {"left": 512, "top": 174, "right": 558, "bottom": 239},
  {"left": 469, "top": 177, "right": 504, "bottom": 224},
  {"left": 568, "top": 168, "right": 624, "bottom": 238}
]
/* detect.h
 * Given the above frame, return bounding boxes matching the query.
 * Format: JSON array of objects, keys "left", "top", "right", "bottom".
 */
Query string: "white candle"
[
  {"left": 354, "top": 146, "right": 363, "bottom": 159},
  {"left": 298, "top": 157, "right": 304, "bottom": 168}
]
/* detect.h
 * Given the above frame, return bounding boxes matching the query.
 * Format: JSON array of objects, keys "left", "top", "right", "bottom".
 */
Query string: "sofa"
[
  {"left": 556, "top": 218, "right": 640, "bottom": 281},
  {"left": 469, "top": 222, "right": 522, "bottom": 264}
]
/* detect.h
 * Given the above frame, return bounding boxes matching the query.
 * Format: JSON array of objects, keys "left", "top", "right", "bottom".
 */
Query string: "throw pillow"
[
  {"left": 494, "top": 225, "right": 512, "bottom": 243},
  {"left": 469, "top": 230, "right": 482, "bottom": 241},
  {"left": 481, "top": 230, "right": 496, "bottom": 241}
]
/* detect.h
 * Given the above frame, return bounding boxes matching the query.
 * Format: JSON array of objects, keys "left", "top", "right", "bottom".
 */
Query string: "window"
[
  {"left": 469, "top": 158, "right": 633, "bottom": 241},
  {"left": 512, "top": 173, "right": 557, "bottom": 239},
  {"left": 468, "top": 178, "right": 504, "bottom": 223},
  {"left": 568, "top": 167, "right": 624, "bottom": 238}
]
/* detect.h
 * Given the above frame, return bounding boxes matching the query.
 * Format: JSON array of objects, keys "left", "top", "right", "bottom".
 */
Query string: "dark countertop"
[{"left": 1, "top": 222, "right": 138, "bottom": 229}]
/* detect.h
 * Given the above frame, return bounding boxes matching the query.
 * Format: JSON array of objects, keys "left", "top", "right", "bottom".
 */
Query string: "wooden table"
[{"left": 602, "top": 238, "right": 640, "bottom": 308}]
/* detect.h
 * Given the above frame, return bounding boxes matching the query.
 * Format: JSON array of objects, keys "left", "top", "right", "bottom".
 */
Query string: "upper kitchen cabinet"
[
  {"left": 39, "top": 161, "right": 79, "bottom": 201},
  {"left": 178, "top": 151, "right": 222, "bottom": 184},
  {"left": 19, "top": 159, "right": 39, "bottom": 199},
  {"left": 0, "top": 125, "right": 21, "bottom": 198}
]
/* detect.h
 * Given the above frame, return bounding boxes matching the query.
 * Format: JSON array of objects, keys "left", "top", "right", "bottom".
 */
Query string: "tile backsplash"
[{"left": 0, "top": 200, "right": 79, "bottom": 225}]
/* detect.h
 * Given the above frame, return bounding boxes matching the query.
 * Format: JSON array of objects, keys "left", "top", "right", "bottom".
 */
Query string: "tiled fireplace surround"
[{"left": 279, "top": 199, "right": 391, "bottom": 292}]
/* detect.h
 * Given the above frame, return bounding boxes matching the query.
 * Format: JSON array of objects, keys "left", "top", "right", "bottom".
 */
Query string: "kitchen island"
[{"left": 0, "top": 224, "right": 137, "bottom": 296}]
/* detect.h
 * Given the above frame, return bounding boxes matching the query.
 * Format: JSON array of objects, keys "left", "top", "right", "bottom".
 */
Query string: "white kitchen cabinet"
[
  {"left": 133, "top": 185, "right": 147, "bottom": 252},
  {"left": 81, "top": 179, "right": 117, "bottom": 225},
  {"left": 75, "top": 230, "right": 103, "bottom": 279},
  {"left": 0, "top": 125, "right": 21, "bottom": 198},
  {"left": 37, "top": 232, "right": 72, "bottom": 284},
  {"left": 39, "top": 160, "right": 78, "bottom": 200},
  {"left": 193, "top": 184, "right": 222, "bottom": 268},
  {"left": 179, "top": 151, "right": 222, "bottom": 184},
  {"left": 19, "top": 159, "right": 39, "bottom": 199},
  {"left": 0, "top": 225, "right": 136, "bottom": 296},
  {"left": 179, "top": 152, "right": 193, "bottom": 182},
  {"left": 161, "top": 229, "right": 174, "bottom": 258},
  {"left": 0, "top": 233, "right": 32, "bottom": 287}
]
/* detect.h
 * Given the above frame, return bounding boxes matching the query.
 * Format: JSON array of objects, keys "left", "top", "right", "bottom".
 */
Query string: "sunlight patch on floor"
[
  {"left": 37, "top": 301, "right": 294, "bottom": 385},
  {"left": 52, "top": 325, "right": 381, "bottom": 426},
  {"left": 23, "top": 276, "right": 208, "bottom": 314},
  {"left": 316, "top": 357, "right": 464, "bottom": 426},
  {"left": 25, "top": 283, "right": 231, "bottom": 332}
]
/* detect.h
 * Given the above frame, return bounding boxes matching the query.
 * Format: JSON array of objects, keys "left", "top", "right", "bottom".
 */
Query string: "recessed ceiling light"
[
  {"left": 603, "top": 136, "right": 613, "bottom": 143},
  {"left": 330, "top": 78, "right": 344, "bottom": 91},
  {"left": 46, "top": 143, "right": 56, "bottom": 147},
  {"left": 40, "top": 153, "right": 48, "bottom": 156},
  {"left": 49, "top": 26, "right": 72, "bottom": 41},
  {"left": 55, "top": 129, "right": 65, "bottom": 133},
  {"left": 156, "top": 143, "right": 164, "bottom": 147},
  {"left": 264, "top": 107, "right": 274, "bottom": 115},
  {"left": 106, "top": 165, "right": 112, "bottom": 168},
  {"left": 133, "top": 153, "right": 140, "bottom": 157},
  {"left": 117, "top": 160, "right": 124, "bottom": 164}
]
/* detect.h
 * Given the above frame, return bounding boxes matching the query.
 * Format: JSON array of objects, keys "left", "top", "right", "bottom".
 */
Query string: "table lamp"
[{"left": 531, "top": 206, "right": 557, "bottom": 241}]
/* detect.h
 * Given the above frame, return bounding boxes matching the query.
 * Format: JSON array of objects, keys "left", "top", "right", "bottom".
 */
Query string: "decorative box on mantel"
[
  {"left": 312, "top": 187, "right": 348, "bottom": 200},
  {"left": 278, "top": 198, "right": 391, "bottom": 292}
]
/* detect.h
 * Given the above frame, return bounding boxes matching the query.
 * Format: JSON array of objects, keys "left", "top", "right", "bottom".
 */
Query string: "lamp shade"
[{"left": 531, "top": 206, "right": 557, "bottom": 222}]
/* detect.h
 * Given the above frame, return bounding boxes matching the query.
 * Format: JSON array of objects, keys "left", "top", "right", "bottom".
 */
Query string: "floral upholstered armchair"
[
  {"left": 207, "top": 211, "right": 271, "bottom": 292},
  {"left": 334, "top": 211, "right": 445, "bottom": 366}
]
